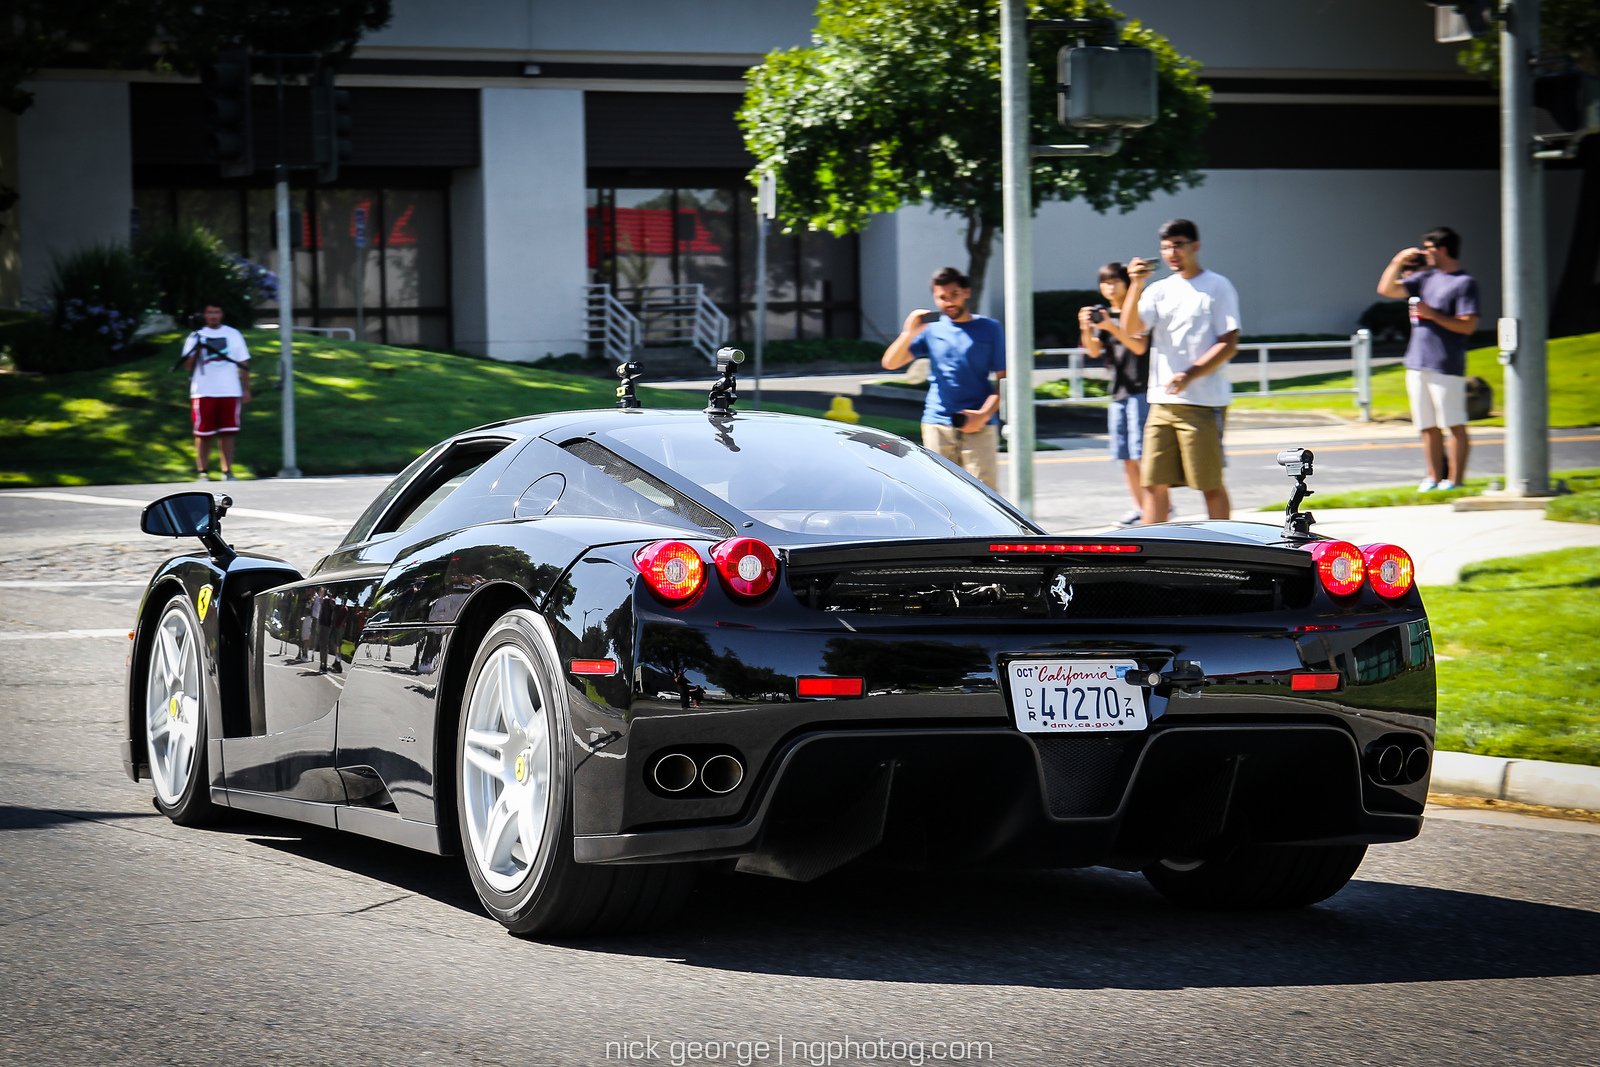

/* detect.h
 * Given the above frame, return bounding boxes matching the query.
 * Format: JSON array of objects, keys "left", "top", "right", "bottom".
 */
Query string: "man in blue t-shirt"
[
  {"left": 1376, "top": 226, "right": 1481, "bottom": 491},
  {"left": 881, "top": 266, "right": 1007, "bottom": 489}
]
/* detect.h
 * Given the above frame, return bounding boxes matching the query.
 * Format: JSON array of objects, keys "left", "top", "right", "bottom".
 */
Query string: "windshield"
[{"left": 601, "top": 415, "right": 1034, "bottom": 539}]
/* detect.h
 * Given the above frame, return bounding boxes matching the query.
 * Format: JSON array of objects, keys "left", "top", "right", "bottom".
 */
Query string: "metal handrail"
[
  {"left": 582, "top": 284, "right": 641, "bottom": 364},
  {"left": 626, "top": 283, "right": 729, "bottom": 365},
  {"left": 1033, "top": 329, "right": 1374, "bottom": 422},
  {"left": 257, "top": 323, "right": 357, "bottom": 341}
]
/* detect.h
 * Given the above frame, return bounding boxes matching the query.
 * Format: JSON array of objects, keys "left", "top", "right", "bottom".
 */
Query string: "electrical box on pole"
[
  {"left": 1425, "top": 1, "right": 1494, "bottom": 43},
  {"left": 1057, "top": 46, "right": 1157, "bottom": 130},
  {"left": 202, "top": 49, "right": 254, "bottom": 178},
  {"left": 311, "top": 67, "right": 353, "bottom": 184}
]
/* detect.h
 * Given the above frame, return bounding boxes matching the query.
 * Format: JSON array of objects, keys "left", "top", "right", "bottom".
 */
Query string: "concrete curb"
[{"left": 1432, "top": 751, "right": 1600, "bottom": 813}]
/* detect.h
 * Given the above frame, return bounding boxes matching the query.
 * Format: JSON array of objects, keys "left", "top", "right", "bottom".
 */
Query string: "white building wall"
[
  {"left": 16, "top": 80, "right": 133, "bottom": 302},
  {"left": 454, "top": 87, "right": 588, "bottom": 361}
]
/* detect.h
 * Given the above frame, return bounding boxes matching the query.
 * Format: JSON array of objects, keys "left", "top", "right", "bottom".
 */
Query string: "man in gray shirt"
[{"left": 1376, "top": 226, "right": 1481, "bottom": 491}]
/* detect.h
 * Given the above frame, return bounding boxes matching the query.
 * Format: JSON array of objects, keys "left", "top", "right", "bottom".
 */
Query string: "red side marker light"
[
  {"left": 1291, "top": 672, "right": 1342, "bottom": 692},
  {"left": 796, "top": 676, "right": 865, "bottom": 699},
  {"left": 1361, "top": 543, "right": 1415, "bottom": 599},
  {"left": 633, "top": 540, "right": 706, "bottom": 604},
  {"left": 1306, "top": 540, "right": 1365, "bottom": 597},
  {"left": 569, "top": 659, "right": 617, "bottom": 676}
]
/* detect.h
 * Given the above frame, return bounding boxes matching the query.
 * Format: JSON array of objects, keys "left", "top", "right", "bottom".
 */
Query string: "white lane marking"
[
  {"left": 2, "top": 490, "right": 340, "bottom": 526},
  {"left": 0, "top": 628, "right": 131, "bottom": 640}
]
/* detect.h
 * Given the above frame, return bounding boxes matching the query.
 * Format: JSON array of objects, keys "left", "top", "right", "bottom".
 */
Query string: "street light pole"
[
  {"left": 273, "top": 58, "right": 300, "bottom": 478},
  {"left": 1000, "top": 0, "right": 1036, "bottom": 517},
  {"left": 1500, "top": 0, "right": 1548, "bottom": 496}
]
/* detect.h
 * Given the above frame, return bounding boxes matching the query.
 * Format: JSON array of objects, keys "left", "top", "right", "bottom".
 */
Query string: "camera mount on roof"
[
  {"left": 706, "top": 347, "right": 744, "bottom": 414},
  {"left": 1278, "top": 447, "right": 1316, "bottom": 541},
  {"left": 615, "top": 359, "right": 642, "bottom": 409}
]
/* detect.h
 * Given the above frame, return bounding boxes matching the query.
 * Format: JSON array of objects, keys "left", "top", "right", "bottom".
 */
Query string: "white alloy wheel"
[
  {"left": 146, "top": 598, "right": 203, "bottom": 806},
  {"left": 461, "top": 642, "right": 554, "bottom": 894}
]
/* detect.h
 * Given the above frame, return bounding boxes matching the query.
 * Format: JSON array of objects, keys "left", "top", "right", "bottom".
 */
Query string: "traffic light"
[
  {"left": 201, "top": 49, "right": 254, "bottom": 178},
  {"left": 1056, "top": 46, "right": 1157, "bottom": 130},
  {"left": 1533, "top": 69, "right": 1600, "bottom": 143},
  {"left": 311, "top": 67, "right": 353, "bottom": 184},
  {"left": 1425, "top": 1, "right": 1494, "bottom": 43}
]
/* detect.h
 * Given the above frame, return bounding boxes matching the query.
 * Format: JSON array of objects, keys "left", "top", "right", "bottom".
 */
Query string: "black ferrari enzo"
[{"left": 124, "top": 357, "right": 1434, "bottom": 936}]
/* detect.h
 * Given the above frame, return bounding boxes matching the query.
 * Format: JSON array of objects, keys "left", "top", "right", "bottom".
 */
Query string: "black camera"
[
  {"left": 1277, "top": 448, "right": 1314, "bottom": 477},
  {"left": 1088, "top": 305, "right": 1109, "bottom": 324}
]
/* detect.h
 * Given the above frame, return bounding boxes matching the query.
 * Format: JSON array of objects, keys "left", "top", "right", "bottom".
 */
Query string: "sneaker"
[
  {"left": 196, "top": 471, "right": 210, "bottom": 481},
  {"left": 1117, "top": 509, "right": 1143, "bottom": 527},
  {"left": 223, "top": 472, "right": 238, "bottom": 481},
  {"left": 1417, "top": 479, "right": 1438, "bottom": 492},
  {"left": 1437, "top": 480, "right": 1457, "bottom": 491}
]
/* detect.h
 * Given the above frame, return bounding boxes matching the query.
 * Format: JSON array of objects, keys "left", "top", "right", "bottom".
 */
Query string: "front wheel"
[
  {"left": 456, "top": 609, "right": 692, "bottom": 937},
  {"left": 142, "top": 592, "right": 219, "bottom": 825},
  {"left": 1142, "top": 843, "right": 1368, "bottom": 910}
]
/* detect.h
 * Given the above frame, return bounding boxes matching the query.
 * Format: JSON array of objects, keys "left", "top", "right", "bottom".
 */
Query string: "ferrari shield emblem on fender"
[{"left": 196, "top": 585, "right": 213, "bottom": 622}]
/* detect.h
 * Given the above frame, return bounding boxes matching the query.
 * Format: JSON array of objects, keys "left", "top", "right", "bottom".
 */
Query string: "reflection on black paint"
[{"left": 822, "top": 638, "right": 990, "bottom": 692}]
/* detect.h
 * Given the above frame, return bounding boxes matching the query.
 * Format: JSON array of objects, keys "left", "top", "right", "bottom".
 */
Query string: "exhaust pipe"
[
  {"left": 652, "top": 752, "right": 697, "bottom": 794},
  {"left": 700, "top": 753, "right": 745, "bottom": 795},
  {"left": 1372, "top": 744, "right": 1405, "bottom": 784},
  {"left": 1404, "top": 746, "right": 1430, "bottom": 784}
]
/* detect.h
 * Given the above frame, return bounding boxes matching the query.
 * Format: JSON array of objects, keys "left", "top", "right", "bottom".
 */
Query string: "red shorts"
[{"left": 191, "top": 397, "right": 242, "bottom": 437}]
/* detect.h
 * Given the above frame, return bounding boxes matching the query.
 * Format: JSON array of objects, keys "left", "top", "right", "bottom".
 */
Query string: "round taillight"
[
  {"left": 633, "top": 541, "right": 706, "bottom": 604},
  {"left": 710, "top": 536, "right": 779, "bottom": 599},
  {"left": 1307, "top": 540, "right": 1365, "bottom": 597},
  {"left": 1362, "top": 543, "right": 1415, "bottom": 599}
]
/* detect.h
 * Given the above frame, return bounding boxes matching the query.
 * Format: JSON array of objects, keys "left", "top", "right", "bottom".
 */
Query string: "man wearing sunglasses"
[{"left": 1376, "top": 226, "right": 1480, "bottom": 492}]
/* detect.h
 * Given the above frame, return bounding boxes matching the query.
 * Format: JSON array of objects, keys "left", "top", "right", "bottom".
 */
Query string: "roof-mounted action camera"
[
  {"left": 706, "top": 347, "right": 744, "bottom": 414},
  {"left": 1278, "top": 447, "right": 1316, "bottom": 540}
]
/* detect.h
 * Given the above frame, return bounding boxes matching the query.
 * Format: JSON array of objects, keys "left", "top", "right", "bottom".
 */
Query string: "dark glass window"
[{"left": 587, "top": 176, "right": 860, "bottom": 345}]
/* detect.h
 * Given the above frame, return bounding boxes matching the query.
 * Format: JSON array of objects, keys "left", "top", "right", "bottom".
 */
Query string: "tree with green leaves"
[
  {"left": 738, "top": 0, "right": 1211, "bottom": 301},
  {"left": 1457, "top": 0, "right": 1599, "bottom": 336}
]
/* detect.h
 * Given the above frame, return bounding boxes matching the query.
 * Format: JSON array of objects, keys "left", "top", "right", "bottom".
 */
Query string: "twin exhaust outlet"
[{"left": 651, "top": 752, "right": 745, "bottom": 795}]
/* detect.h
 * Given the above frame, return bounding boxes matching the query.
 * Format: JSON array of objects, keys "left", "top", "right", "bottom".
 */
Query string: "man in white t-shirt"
[
  {"left": 182, "top": 303, "right": 251, "bottom": 481},
  {"left": 1120, "top": 219, "right": 1241, "bottom": 524}
]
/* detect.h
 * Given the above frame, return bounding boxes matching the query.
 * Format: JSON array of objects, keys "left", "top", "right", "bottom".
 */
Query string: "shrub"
[
  {"left": 37, "top": 244, "right": 157, "bottom": 372},
  {"left": 137, "top": 225, "right": 276, "bottom": 327}
]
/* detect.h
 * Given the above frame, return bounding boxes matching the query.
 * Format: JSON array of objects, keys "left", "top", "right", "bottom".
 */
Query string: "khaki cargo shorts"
[
  {"left": 1142, "top": 403, "right": 1226, "bottom": 492},
  {"left": 922, "top": 421, "right": 999, "bottom": 490}
]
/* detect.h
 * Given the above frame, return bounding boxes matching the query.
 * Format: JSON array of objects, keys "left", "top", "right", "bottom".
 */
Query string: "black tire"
[
  {"left": 142, "top": 592, "right": 220, "bottom": 826},
  {"left": 1141, "top": 843, "right": 1368, "bottom": 910},
  {"left": 455, "top": 609, "right": 693, "bottom": 937}
]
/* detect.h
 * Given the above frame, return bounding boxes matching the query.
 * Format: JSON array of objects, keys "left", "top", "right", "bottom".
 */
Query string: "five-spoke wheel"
[{"left": 143, "top": 593, "right": 216, "bottom": 824}]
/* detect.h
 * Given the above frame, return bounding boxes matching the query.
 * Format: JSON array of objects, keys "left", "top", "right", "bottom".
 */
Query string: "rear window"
[{"left": 600, "top": 416, "right": 1033, "bottom": 539}]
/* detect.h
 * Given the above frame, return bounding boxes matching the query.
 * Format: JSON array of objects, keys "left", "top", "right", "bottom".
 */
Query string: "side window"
[{"left": 373, "top": 439, "right": 512, "bottom": 538}]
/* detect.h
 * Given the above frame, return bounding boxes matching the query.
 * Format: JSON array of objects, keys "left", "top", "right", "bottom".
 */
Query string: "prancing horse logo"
[{"left": 1049, "top": 574, "right": 1074, "bottom": 611}]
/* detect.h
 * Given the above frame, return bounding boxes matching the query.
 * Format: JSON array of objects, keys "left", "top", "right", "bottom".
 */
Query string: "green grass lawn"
[
  {"left": 1425, "top": 547, "right": 1600, "bottom": 767},
  {"left": 0, "top": 331, "right": 921, "bottom": 486},
  {"left": 1230, "top": 330, "right": 1600, "bottom": 427},
  {"left": 1262, "top": 468, "right": 1600, "bottom": 520}
]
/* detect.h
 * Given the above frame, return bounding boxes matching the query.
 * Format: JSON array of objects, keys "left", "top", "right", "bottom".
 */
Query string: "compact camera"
[{"left": 1087, "top": 305, "right": 1110, "bottom": 325}]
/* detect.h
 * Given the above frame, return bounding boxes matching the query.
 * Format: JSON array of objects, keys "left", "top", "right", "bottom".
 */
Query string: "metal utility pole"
[
  {"left": 1500, "top": 0, "right": 1548, "bottom": 495},
  {"left": 1000, "top": 0, "right": 1035, "bottom": 516},
  {"left": 273, "top": 59, "right": 300, "bottom": 478}
]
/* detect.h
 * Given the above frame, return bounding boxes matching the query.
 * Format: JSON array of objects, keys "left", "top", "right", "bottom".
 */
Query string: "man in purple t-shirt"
[{"left": 1376, "top": 226, "right": 1481, "bottom": 491}]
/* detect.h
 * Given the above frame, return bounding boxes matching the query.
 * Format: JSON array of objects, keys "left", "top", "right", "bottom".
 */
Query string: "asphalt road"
[{"left": 2, "top": 474, "right": 1599, "bottom": 1066}]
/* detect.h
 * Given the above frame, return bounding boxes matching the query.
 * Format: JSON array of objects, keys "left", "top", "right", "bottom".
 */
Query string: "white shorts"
[{"left": 1405, "top": 368, "right": 1467, "bottom": 430}]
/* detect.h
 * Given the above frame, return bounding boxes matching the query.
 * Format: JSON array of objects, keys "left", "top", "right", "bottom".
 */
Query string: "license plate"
[{"left": 1007, "top": 658, "right": 1148, "bottom": 733}]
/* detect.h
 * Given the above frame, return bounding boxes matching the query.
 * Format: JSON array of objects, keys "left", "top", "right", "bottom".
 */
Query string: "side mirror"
[{"left": 140, "top": 493, "right": 235, "bottom": 565}]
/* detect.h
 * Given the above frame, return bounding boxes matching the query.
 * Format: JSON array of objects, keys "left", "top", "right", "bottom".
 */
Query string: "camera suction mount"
[
  {"left": 615, "top": 358, "right": 642, "bottom": 409},
  {"left": 706, "top": 347, "right": 744, "bottom": 415},
  {"left": 1277, "top": 447, "right": 1316, "bottom": 541}
]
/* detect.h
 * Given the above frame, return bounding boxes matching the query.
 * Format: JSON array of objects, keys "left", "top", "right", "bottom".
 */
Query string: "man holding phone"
[
  {"left": 882, "top": 266, "right": 1007, "bottom": 489},
  {"left": 1120, "top": 218, "right": 1241, "bottom": 524}
]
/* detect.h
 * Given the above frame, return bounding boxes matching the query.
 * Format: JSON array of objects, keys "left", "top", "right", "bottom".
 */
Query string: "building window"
[
  {"left": 132, "top": 184, "right": 451, "bottom": 349},
  {"left": 587, "top": 180, "right": 859, "bottom": 345}
]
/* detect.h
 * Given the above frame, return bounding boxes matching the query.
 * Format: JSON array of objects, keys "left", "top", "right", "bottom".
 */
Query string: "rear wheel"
[
  {"left": 456, "top": 609, "right": 693, "bottom": 937},
  {"left": 1142, "top": 843, "right": 1368, "bottom": 910},
  {"left": 143, "top": 593, "right": 219, "bottom": 825}
]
